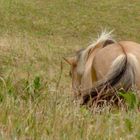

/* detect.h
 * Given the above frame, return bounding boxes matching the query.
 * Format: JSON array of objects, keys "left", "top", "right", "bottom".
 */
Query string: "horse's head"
[{"left": 64, "top": 49, "right": 85, "bottom": 96}]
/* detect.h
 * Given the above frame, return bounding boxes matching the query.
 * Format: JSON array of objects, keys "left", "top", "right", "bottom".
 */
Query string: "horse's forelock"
[
  {"left": 74, "top": 49, "right": 86, "bottom": 76},
  {"left": 75, "top": 48, "right": 85, "bottom": 60}
]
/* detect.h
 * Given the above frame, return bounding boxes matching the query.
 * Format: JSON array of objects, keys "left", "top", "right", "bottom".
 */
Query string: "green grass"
[{"left": 0, "top": 0, "right": 140, "bottom": 139}]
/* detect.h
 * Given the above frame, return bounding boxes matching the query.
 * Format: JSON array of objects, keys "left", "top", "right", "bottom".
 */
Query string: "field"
[{"left": 0, "top": 0, "right": 140, "bottom": 139}]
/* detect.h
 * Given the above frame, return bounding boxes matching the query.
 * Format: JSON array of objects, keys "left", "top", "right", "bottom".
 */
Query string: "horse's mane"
[
  {"left": 76, "top": 30, "right": 116, "bottom": 75},
  {"left": 83, "top": 30, "right": 115, "bottom": 58}
]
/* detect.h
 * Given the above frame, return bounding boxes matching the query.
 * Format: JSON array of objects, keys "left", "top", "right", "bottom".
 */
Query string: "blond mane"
[{"left": 77, "top": 30, "right": 115, "bottom": 75}]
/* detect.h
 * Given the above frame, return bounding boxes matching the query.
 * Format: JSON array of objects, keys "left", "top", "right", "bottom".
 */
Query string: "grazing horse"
[{"left": 64, "top": 31, "right": 140, "bottom": 105}]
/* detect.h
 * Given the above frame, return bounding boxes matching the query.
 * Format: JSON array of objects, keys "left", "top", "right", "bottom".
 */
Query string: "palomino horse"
[{"left": 64, "top": 31, "right": 140, "bottom": 105}]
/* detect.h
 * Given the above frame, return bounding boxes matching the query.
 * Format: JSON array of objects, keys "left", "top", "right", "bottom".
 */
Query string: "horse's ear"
[{"left": 63, "top": 57, "right": 77, "bottom": 66}]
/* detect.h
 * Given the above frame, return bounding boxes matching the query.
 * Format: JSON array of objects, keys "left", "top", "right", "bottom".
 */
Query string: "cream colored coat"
[{"left": 65, "top": 32, "right": 140, "bottom": 103}]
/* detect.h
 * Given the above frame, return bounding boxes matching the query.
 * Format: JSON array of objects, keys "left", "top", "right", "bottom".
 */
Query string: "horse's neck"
[{"left": 80, "top": 48, "right": 100, "bottom": 90}]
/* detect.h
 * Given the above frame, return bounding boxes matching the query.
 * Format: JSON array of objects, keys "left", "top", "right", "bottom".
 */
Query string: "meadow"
[{"left": 0, "top": 0, "right": 140, "bottom": 139}]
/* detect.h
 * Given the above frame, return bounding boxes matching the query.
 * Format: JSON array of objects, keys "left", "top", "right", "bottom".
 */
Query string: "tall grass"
[{"left": 0, "top": 0, "right": 140, "bottom": 139}]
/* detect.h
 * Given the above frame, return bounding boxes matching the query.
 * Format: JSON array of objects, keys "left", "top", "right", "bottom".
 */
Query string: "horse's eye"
[{"left": 69, "top": 71, "right": 72, "bottom": 77}]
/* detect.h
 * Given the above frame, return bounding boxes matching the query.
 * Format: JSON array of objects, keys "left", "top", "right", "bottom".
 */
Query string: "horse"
[{"left": 64, "top": 31, "right": 140, "bottom": 105}]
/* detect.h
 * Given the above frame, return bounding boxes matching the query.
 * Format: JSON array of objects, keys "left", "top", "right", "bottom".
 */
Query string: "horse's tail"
[{"left": 82, "top": 49, "right": 138, "bottom": 105}]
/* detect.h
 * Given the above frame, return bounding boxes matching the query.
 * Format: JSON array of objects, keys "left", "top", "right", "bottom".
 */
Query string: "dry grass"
[{"left": 0, "top": 0, "right": 140, "bottom": 139}]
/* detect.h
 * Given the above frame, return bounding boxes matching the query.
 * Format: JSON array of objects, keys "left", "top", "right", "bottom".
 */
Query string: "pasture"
[{"left": 0, "top": 0, "right": 140, "bottom": 139}]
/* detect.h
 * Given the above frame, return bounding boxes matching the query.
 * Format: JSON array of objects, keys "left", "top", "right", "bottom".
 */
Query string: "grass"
[{"left": 0, "top": 0, "right": 140, "bottom": 139}]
